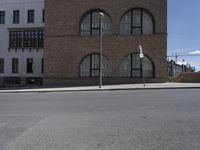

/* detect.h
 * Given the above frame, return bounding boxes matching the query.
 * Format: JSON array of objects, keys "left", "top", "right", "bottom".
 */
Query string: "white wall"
[{"left": 0, "top": 0, "right": 44, "bottom": 77}]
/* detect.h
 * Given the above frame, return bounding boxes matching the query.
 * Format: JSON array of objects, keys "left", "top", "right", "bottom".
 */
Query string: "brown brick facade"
[{"left": 44, "top": 0, "right": 167, "bottom": 86}]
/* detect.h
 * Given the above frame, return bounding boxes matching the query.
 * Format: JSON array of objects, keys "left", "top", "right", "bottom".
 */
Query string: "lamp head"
[
  {"left": 99, "top": 12, "right": 104, "bottom": 17},
  {"left": 139, "top": 45, "right": 144, "bottom": 58}
]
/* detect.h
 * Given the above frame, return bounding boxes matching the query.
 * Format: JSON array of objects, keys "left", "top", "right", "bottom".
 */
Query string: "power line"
[{"left": 167, "top": 53, "right": 200, "bottom": 62}]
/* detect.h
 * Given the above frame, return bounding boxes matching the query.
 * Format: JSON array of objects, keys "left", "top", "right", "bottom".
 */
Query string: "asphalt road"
[{"left": 0, "top": 89, "right": 200, "bottom": 150}]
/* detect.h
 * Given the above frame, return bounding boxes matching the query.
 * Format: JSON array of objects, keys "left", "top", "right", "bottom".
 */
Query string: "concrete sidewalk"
[{"left": 0, "top": 83, "right": 200, "bottom": 93}]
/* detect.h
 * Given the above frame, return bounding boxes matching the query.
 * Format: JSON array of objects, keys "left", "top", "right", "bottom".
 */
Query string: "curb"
[{"left": 0, "top": 86, "right": 200, "bottom": 94}]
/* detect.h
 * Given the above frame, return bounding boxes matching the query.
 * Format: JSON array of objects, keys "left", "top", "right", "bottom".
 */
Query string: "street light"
[
  {"left": 139, "top": 45, "right": 146, "bottom": 88},
  {"left": 99, "top": 12, "right": 104, "bottom": 89}
]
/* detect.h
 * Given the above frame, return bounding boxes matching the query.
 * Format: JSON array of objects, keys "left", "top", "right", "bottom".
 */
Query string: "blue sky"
[{"left": 168, "top": 0, "right": 200, "bottom": 71}]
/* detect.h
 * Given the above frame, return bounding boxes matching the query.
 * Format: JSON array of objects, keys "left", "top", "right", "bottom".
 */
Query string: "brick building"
[{"left": 44, "top": 0, "right": 167, "bottom": 86}]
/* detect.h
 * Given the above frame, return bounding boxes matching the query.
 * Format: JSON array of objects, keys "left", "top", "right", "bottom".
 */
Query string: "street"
[{"left": 0, "top": 89, "right": 200, "bottom": 150}]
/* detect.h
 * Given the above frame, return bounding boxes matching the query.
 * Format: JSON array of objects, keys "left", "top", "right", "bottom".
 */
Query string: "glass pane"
[
  {"left": 132, "top": 70, "right": 141, "bottom": 77},
  {"left": 91, "top": 54, "right": 100, "bottom": 68},
  {"left": 120, "top": 12, "right": 131, "bottom": 35},
  {"left": 143, "top": 56, "right": 153, "bottom": 77},
  {"left": 81, "top": 13, "right": 91, "bottom": 35},
  {"left": 102, "top": 57, "right": 112, "bottom": 77},
  {"left": 120, "top": 55, "right": 131, "bottom": 77},
  {"left": 91, "top": 70, "right": 99, "bottom": 77},
  {"left": 92, "top": 29, "right": 100, "bottom": 36},
  {"left": 132, "top": 28, "right": 141, "bottom": 35},
  {"left": 132, "top": 54, "right": 141, "bottom": 68},
  {"left": 132, "top": 10, "right": 141, "bottom": 26},
  {"left": 92, "top": 11, "right": 100, "bottom": 28},
  {"left": 80, "top": 56, "right": 90, "bottom": 77},
  {"left": 143, "top": 12, "right": 153, "bottom": 34}
]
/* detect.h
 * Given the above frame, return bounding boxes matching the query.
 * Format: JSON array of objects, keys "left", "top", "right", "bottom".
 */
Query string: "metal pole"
[
  {"left": 139, "top": 45, "right": 145, "bottom": 88},
  {"left": 99, "top": 15, "right": 103, "bottom": 88},
  {"left": 141, "top": 58, "right": 146, "bottom": 88}
]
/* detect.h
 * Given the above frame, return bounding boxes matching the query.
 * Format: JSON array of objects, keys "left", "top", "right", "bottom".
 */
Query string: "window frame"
[
  {"left": 9, "top": 29, "right": 44, "bottom": 49},
  {"left": 26, "top": 58, "right": 34, "bottom": 73},
  {"left": 0, "top": 11, "right": 5, "bottom": 24},
  {"left": 120, "top": 8, "right": 155, "bottom": 35},
  {"left": 80, "top": 53, "right": 112, "bottom": 78},
  {"left": 41, "top": 58, "right": 44, "bottom": 73},
  {"left": 120, "top": 53, "right": 155, "bottom": 78},
  {"left": 27, "top": 9, "right": 35, "bottom": 23},
  {"left": 12, "top": 58, "right": 19, "bottom": 73},
  {"left": 0, "top": 58, "right": 4, "bottom": 73},
  {"left": 80, "top": 10, "right": 112, "bottom": 36},
  {"left": 13, "top": 10, "right": 20, "bottom": 24},
  {"left": 42, "top": 9, "right": 45, "bottom": 23}
]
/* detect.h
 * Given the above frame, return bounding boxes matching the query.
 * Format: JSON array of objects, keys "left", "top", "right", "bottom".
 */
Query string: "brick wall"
[
  {"left": 44, "top": 0, "right": 167, "bottom": 86},
  {"left": 176, "top": 73, "right": 200, "bottom": 83}
]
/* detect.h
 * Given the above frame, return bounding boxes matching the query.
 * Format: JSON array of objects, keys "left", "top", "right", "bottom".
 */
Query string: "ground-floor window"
[
  {"left": 120, "top": 53, "right": 154, "bottom": 78},
  {"left": 27, "top": 58, "right": 33, "bottom": 73},
  {"left": 0, "top": 58, "right": 4, "bottom": 73},
  {"left": 12, "top": 58, "right": 19, "bottom": 73},
  {"left": 80, "top": 53, "right": 112, "bottom": 78},
  {"left": 41, "top": 58, "right": 44, "bottom": 73}
]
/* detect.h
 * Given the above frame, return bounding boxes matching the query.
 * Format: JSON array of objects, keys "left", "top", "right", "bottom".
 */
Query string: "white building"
[{"left": 0, "top": 0, "right": 44, "bottom": 86}]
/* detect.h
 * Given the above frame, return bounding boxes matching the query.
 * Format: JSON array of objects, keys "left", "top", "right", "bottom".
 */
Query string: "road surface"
[{"left": 0, "top": 89, "right": 200, "bottom": 150}]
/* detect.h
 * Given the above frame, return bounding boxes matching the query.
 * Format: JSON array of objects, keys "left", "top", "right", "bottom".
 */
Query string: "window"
[
  {"left": 120, "top": 8, "right": 154, "bottom": 35},
  {"left": 28, "top": 10, "right": 34, "bottom": 23},
  {"left": 0, "top": 11, "right": 5, "bottom": 24},
  {"left": 12, "top": 58, "right": 19, "bottom": 73},
  {"left": 9, "top": 31, "right": 23, "bottom": 48},
  {"left": 80, "top": 10, "right": 112, "bottom": 36},
  {"left": 80, "top": 53, "right": 112, "bottom": 77},
  {"left": 0, "top": 58, "right": 4, "bottom": 73},
  {"left": 9, "top": 29, "right": 44, "bottom": 48},
  {"left": 24, "top": 30, "right": 38, "bottom": 47},
  {"left": 13, "top": 10, "right": 20, "bottom": 24},
  {"left": 41, "top": 58, "right": 43, "bottom": 73},
  {"left": 42, "top": 9, "right": 45, "bottom": 23},
  {"left": 27, "top": 58, "right": 33, "bottom": 73},
  {"left": 120, "top": 53, "right": 154, "bottom": 78}
]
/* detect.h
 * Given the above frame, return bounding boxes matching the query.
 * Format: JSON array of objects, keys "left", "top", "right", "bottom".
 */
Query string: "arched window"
[
  {"left": 120, "top": 53, "right": 154, "bottom": 78},
  {"left": 80, "top": 53, "right": 112, "bottom": 77},
  {"left": 80, "top": 10, "right": 112, "bottom": 36},
  {"left": 120, "top": 8, "right": 155, "bottom": 35}
]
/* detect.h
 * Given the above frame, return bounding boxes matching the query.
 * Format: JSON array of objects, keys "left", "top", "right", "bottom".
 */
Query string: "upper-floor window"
[
  {"left": 13, "top": 10, "right": 20, "bottom": 24},
  {"left": 42, "top": 9, "right": 45, "bottom": 23},
  {"left": 28, "top": 10, "right": 34, "bottom": 23},
  {"left": 0, "top": 11, "right": 5, "bottom": 24},
  {"left": 9, "top": 29, "right": 44, "bottom": 48},
  {"left": 120, "top": 8, "right": 155, "bottom": 35},
  {"left": 80, "top": 10, "right": 112, "bottom": 36}
]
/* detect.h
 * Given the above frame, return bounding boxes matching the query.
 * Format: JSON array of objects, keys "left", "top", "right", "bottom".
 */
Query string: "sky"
[{"left": 168, "top": 0, "right": 200, "bottom": 71}]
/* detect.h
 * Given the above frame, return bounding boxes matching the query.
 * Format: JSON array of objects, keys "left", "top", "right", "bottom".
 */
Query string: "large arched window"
[
  {"left": 80, "top": 10, "right": 112, "bottom": 36},
  {"left": 120, "top": 8, "right": 155, "bottom": 35},
  {"left": 80, "top": 53, "right": 112, "bottom": 77},
  {"left": 120, "top": 53, "right": 154, "bottom": 78}
]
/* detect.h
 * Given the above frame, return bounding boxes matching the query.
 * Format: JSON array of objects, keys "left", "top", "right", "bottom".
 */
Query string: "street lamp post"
[
  {"left": 139, "top": 45, "right": 146, "bottom": 88},
  {"left": 99, "top": 12, "right": 104, "bottom": 89}
]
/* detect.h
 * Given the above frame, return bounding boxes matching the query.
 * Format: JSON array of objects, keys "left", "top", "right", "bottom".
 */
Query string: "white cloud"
[
  {"left": 176, "top": 61, "right": 187, "bottom": 65},
  {"left": 189, "top": 50, "right": 200, "bottom": 55}
]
